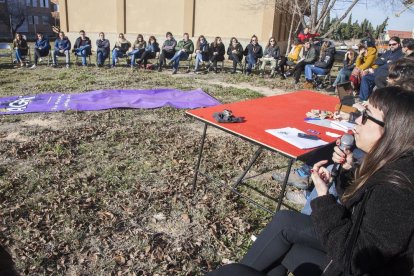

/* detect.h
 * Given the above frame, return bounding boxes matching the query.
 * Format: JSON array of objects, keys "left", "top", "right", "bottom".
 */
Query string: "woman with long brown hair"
[
  {"left": 208, "top": 86, "right": 414, "bottom": 275},
  {"left": 327, "top": 48, "right": 357, "bottom": 90},
  {"left": 128, "top": 34, "right": 146, "bottom": 68},
  {"left": 207, "top": 36, "right": 225, "bottom": 73},
  {"left": 227, "top": 37, "right": 243, "bottom": 74},
  {"left": 194, "top": 35, "right": 209, "bottom": 72},
  {"left": 12, "top": 33, "right": 28, "bottom": 67}
]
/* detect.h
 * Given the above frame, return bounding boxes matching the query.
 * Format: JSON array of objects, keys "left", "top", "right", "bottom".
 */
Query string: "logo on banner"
[{"left": 3, "top": 96, "right": 35, "bottom": 112}]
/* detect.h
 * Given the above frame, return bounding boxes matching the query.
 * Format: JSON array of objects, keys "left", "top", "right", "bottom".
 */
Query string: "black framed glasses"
[
  {"left": 389, "top": 43, "right": 398, "bottom": 46},
  {"left": 361, "top": 109, "right": 385, "bottom": 127}
]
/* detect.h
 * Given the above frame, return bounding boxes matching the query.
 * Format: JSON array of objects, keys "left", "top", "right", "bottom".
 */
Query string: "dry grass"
[{"left": 0, "top": 55, "right": 315, "bottom": 275}]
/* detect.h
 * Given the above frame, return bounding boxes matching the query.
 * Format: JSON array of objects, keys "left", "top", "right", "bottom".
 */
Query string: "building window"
[
  {"left": 40, "top": 0, "right": 48, "bottom": 8},
  {"left": 34, "top": 16, "right": 39, "bottom": 24},
  {"left": 42, "top": 16, "right": 49, "bottom": 25},
  {"left": 0, "top": 0, "right": 6, "bottom": 3},
  {"left": 26, "top": 0, "right": 31, "bottom": 6},
  {"left": 27, "top": 16, "right": 33, "bottom": 24},
  {"left": 32, "top": 0, "right": 37, "bottom": 7}
]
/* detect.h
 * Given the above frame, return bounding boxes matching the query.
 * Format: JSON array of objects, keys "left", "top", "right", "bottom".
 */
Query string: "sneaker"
[
  {"left": 66, "top": 64, "right": 70, "bottom": 68},
  {"left": 38, "top": 58, "right": 43, "bottom": 63},
  {"left": 172, "top": 68, "right": 177, "bottom": 74},
  {"left": 272, "top": 164, "right": 311, "bottom": 190},
  {"left": 284, "top": 71, "right": 292, "bottom": 77},
  {"left": 285, "top": 190, "right": 306, "bottom": 205},
  {"left": 30, "top": 64, "right": 36, "bottom": 69},
  {"left": 280, "top": 73, "right": 286, "bottom": 80}
]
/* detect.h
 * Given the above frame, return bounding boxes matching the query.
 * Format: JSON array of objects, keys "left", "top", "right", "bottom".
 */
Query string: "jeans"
[
  {"left": 194, "top": 52, "right": 204, "bottom": 71},
  {"left": 52, "top": 49, "right": 70, "bottom": 65},
  {"left": 359, "top": 73, "right": 376, "bottom": 101},
  {"left": 170, "top": 50, "right": 189, "bottom": 70},
  {"left": 75, "top": 45, "right": 91, "bottom": 65},
  {"left": 304, "top": 65, "right": 329, "bottom": 80},
  {"left": 246, "top": 53, "right": 257, "bottom": 72},
  {"left": 332, "top": 68, "right": 352, "bottom": 86},
  {"left": 128, "top": 49, "right": 144, "bottom": 66},
  {"left": 15, "top": 49, "right": 26, "bottom": 63},
  {"left": 96, "top": 50, "right": 109, "bottom": 66},
  {"left": 112, "top": 49, "right": 126, "bottom": 66},
  {"left": 240, "top": 210, "right": 327, "bottom": 275}
]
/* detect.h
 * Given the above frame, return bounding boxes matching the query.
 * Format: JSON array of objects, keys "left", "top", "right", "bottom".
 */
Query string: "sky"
[{"left": 331, "top": 1, "right": 414, "bottom": 31}]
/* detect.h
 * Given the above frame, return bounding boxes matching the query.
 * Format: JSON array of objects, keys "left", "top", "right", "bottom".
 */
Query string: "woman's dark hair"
[
  {"left": 402, "top": 38, "right": 414, "bottom": 50},
  {"left": 148, "top": 35, "right": 157, "bottom": 44},
  {"left": 388, "top": 58, "right": 414, "bottom": 85},
  {"left": 166, "top": 32, "right": 172, "bottom": 37},
  {"left": 213, "top": 36, "right": 222, "bottom": 48},
  {"left": 266, "top": 37, "right": 276, "bottom": 48},
  {"left": 229, "top": 37, "right": 239, "bottom": 47},
  {"left": 136, "top": 34, "right": 144, "bottom": 42},
  {"left": 346, "top": 48, "right": 356, "bottom": 65},
  {"left": 250, "top": 34, "right": 258, "bottom": 44},
  {"left": 343, "top": 86, "right": 414, "bottom": 201},
  {"left": 196, "top": 35, "right": 206, "bottom": 50}
]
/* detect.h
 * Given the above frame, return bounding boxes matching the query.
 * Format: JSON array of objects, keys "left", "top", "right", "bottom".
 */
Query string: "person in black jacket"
[
  {"left": 208, "top": 86, "right": 414, "bottom": 276},
  {"left": 73, "top": 30, "right": 92, "bottom": 66},
  {"left": 227, "top": 37, "right": 243, "bottom": 74},
  {"left": 137, "top": 36, "right": 160, "bottom": 69},
  {"left": 243, "top": 35, "right": 263, "bottom": 75},
  {"left": 96, "top": 32, "right": 110, "bottom": 67},
  {"left": 303, "top": 39, "right": 336, "bottom": 87},
  {"left": 207, "top": 36, "right": 225, "bottom": 73}
]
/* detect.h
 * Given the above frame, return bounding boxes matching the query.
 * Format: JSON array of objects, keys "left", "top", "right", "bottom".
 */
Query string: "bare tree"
[{"left": 0, "top": 0, "right": 27, "bottom": 38}]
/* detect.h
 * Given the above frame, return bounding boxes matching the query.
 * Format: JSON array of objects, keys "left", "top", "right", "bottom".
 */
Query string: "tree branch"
[{"left": 323, "top": 0, "right": 360, "bottom": 37}]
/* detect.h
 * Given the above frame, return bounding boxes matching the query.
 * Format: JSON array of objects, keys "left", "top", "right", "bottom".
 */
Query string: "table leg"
[
  {"left": 276, "top": 158, "right": 294, "bottom": 212},
  {"left": 233, "top": 147, "right": 263, "bottom": 189},
  {"left": 192, "top": 123, "right": 208, "bottom": 192}
]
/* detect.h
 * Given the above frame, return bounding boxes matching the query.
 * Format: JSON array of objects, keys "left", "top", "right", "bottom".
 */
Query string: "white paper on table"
[
  {"left": 330, "top": 120, "right": 356, "bottom": 131},
  {"left": 265, "top": 127, "right": 329, "bottom": 149}
]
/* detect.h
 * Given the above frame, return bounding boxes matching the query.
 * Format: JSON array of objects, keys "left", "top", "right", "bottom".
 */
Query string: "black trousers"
[
  {"left": 229, "top": 54, "right": 242, "bottom": 71},
  {"left": 293, "top": 61, "right": 310, "bottom": 83},
  {"left": 159, "top": 50, "right": 175, "bottom": 66},
  {"left": 139, "top": 51, "right": 157, "bottom": 67},
  {"left": 33, "top": 48, "right": 49, "bottom": 65},
  {"left": 208, "top": 211, "right": 328, "bottom": 276},
  {"left": 209, "top": 55, "right": 224, "bottom": 68}
]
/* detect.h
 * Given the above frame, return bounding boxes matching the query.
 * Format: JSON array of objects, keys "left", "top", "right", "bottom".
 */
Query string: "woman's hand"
[
  {"left": 311, "top": 160, "right": 331, "bottom": 196},
  {"left": 332, "top": 139, "right": 353, "bottom": 170}
]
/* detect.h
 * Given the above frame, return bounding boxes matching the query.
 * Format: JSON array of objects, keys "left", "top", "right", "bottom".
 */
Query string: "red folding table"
[{"left": 186, "top": 90, "right": 342, "bottom": 213}]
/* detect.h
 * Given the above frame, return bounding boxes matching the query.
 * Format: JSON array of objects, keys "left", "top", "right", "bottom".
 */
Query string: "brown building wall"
[{"left": 61, "top": 0, "right": 292, "bottom": 53}]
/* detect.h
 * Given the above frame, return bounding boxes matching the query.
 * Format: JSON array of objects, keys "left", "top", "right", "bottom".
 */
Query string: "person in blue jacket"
[
  {"left": 52, "top": 31, "right": 71, "bottom": 68},
  {"left": 31, "top": 32, "right": 50, "bottom": 69},
  {"left": 137, "top": 35, "right": 160, "bottom": 69},
  {"left": 359, "top": 36, "right": 404, "bottom": 100}
]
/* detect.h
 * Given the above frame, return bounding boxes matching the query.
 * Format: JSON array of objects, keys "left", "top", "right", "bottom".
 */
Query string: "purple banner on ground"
[{"left": 0, "top": 88, "right": 220, "bottom": 115}]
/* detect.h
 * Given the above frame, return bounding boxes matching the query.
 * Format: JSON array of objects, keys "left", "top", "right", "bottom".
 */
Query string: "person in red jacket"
[{"left": 297, "top": 27, "right": 319, "bottom": 43}]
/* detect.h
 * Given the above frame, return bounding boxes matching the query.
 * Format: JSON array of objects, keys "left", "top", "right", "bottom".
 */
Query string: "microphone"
[{"left": 330, "top": 134, "right": 355, "bottom": 178}]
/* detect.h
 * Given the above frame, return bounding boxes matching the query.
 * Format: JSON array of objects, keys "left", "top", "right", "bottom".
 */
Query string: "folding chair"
[
  {"left": 0, "top": 43, "right": 13, "bottom": 63},
  {"left": 313, "top": 70, "right": 332, "bottom": 89},
  {"left": 75, "top": 52, "right": 92, "bottom": 66}
]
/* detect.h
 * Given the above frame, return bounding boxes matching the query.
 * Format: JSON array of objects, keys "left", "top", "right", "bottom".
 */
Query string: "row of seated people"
[
  {"left": 11, "top": 30, "right": 283, "bottom": 77},
  {"left": 282, "top": 34, "right": 414, "bottom": 99}
]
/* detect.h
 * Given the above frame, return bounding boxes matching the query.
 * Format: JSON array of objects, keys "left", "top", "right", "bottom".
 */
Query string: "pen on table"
[
  {"left": 304, "top": 118, "right": 321, "bottom": 121},
  {"left": 307, "top": 129, "right": 320, "bottom": 135}
]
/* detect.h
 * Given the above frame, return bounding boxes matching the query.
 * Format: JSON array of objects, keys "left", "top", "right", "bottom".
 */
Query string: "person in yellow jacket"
[
  {"left": 350, "top": 39, "right": 378, "bottom": 91},
  {"left": 278, "top": 38, "right": 303, "bottom": 79}
]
